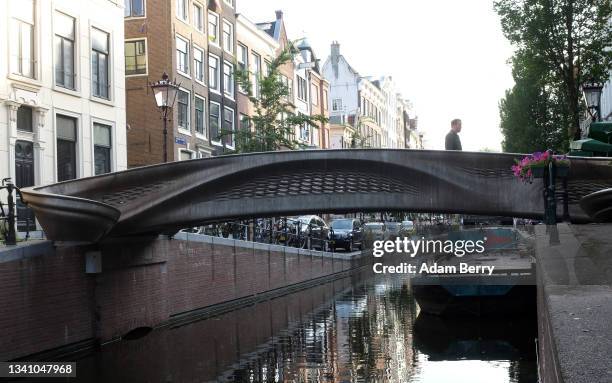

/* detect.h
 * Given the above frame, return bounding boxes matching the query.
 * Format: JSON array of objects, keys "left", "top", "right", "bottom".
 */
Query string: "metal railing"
[{"left": 0, "top": 178, "right": 31, "bottom": 246}]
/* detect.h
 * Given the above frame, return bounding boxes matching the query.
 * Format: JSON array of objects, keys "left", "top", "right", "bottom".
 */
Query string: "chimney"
[
  {"left": 275, "top": 10, "right": 283, "bottom": 20},
  {"left": 331, "top": 41, "right": 340, "bottom": 79}
]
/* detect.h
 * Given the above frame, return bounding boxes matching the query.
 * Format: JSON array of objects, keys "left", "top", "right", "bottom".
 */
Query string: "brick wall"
[{"left": 0, "top": 235, "right": 362, "bottom": 360}]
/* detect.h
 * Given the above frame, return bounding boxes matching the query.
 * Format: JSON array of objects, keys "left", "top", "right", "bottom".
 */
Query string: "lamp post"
[
  {"left": 150, "top": 72, "right": 179, "bottom": 163},
  {"left": 582, "top": 81, "right": 604, "bottom": 123}
]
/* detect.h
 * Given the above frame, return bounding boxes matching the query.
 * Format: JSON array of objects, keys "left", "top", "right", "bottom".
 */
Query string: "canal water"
[{"left": 73, "top": 269, "right": 538, "bottom": 382}]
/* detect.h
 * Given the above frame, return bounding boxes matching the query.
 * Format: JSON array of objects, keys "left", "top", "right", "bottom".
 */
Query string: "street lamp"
[
  {"left": 150, "top": 72, "right": 179, "bottom": 163},
  {"left": 582, "top": 80, "right": 604, "bottom": 123}
]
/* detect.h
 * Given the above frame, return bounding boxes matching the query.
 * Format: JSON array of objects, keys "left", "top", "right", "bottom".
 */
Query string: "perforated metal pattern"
[
  {"left": 101, "top": 181, "right": 173, "bottom": 207},
  {"left": 214, "top": 171, "right": 419, "bottom": 201}
]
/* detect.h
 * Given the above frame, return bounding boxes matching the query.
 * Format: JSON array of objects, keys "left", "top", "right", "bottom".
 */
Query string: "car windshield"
[
  {"left": 331, "top": 220, "right": 353, "bottom": 230},
  {"left": 402, "top": 221, "right": 414, "bottom": 227},
  {"left": 296, "top": 217, "right": 312, "bottom": 224},
  {"left": 365, "top": 223, "right": 383, "bottom": 231},
  {"left": 387, "top": 223, "right": 399, "bottom": 228}
]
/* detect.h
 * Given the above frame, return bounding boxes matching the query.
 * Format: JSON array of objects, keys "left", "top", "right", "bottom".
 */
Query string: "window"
[
  {"left": 56, "top": 115, "right": 77, "bottom": 182},
  {"left": 194, "top": 46, "right": 204, "bottom": 82},
  {"left": 208, "top": 54, "right": 219, "bottom": 91},
  {"left": 252, "top": 53, "right": 261, "bottom": 98},
  {"left": 125, "top": 0, "right": 144, "bottom": 17},
  {"left": 195, "top": 96, "right": 205, "bottom": 136},
  {"left": 125, "top": 39, "right": 147, "bottom": 75},
  {"left": 300, "top": 120, "right": 310, "bottom": 142},
  {"left": 11, "top": 0, "right": 35, "bottom": 78},
  {"left": 177, "top": 89, "right": 190, "bottom": 131},
  {"left": 237, "top": 44, "right": 248, "bottom": 93},
  {"left": 176, "top": 36, "right": 189, "bottom": 75},
  {"left": 176, "top": 0, "right": 187, "bottom": 21},
  {"left": 311, "top": 84, "right": 319, "bottom": 106},
  {"left": 239, "top": 114, "right": 250, "bottom": 131},
  {"left": 297, "top": 76, "right": 307, "bottom": 101},
  {"left": 54, "top": 12, "right": 75, "bottom": 89},
  {"left": 223, "top": 0, "right": 234, "bottom": 7},
  {"left": 333, "top": 98, "right": 342, "bottom": 111},
  {"left": 91, "top": 28, "right": 110, "bottom": 99},
  {"left": 223, "top": 107, "right": 235, "bottom": 148},
  {"left": 323, "top": 90, "right": 328, "bottom": 110},
  {"left": 279, "top": 75, "right": 292, "bottom": 100},
  {"left": 179, "top": 150, "right": 193, "bottom": 161},
  {"left": 93, "top": 123, "right": 112, "bottom": 175},
  {"left": 208, "top": 12, "right": 219, "bottom": 45},
  {"left": 193, "top": 3, "right": 203, "bottom": 31},
  {"left": 17, "top": 106, "right": 33, "bottom": 132},
  {"left": 209, "top": 101, "right": 221, "bottom": 144},
  {"left": 222, "top": 20, "right": 233, "bottom": 54},
  {"left": 223, "top": 61, "right": 234, "bottom": 98}
]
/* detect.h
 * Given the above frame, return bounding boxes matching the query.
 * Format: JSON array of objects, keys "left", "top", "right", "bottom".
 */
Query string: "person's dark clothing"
[{"left": 445, "top": 130, "right": 462, "bottom": 150}]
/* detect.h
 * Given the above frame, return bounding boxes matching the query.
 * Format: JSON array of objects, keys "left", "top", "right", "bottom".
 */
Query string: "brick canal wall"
[{"left": 0, "top": 234, "right": 366, "bottom": 361}]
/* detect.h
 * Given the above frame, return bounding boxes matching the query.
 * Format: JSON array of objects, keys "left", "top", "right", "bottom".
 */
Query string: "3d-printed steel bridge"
[{"left": 20, "top": 149, "right": 612, "bottom": 243}]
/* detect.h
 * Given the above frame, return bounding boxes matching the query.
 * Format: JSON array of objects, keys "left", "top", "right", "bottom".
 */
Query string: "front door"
[{"left": 14, "top": 140, "right": 36, "bottom": 231}]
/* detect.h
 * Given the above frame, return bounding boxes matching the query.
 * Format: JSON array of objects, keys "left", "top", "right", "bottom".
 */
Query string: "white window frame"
[
  {"left": 222, "top": 19, "right": 233, "bottom": 55},
  {"left": 53, "top": 9, "right": 80, "bottom": 94},
  {"left": 53, "top": 109, "right": 82, "bottom": 182},
  {"left": 176, "top": 34, "right": 190, "bottom": 77},
  {"left": 208, "top": 53, "right": 220, "bottom": 94},
  {"left": 311, "top": 83, "right": 319, "bottom": 106},
  {"left": 193, "top": 45, "right": 205, "bottom": 84},
  {"left": 176, "top": 0, "right": 188, "bottom": 23},
  {"left": 252, "top": 52, "right": 261, "bottom": 99},
  {"left": 177, "top": 88, "right": 191, "bottom": 135},
  {"left": 210, "top": 100, "right": 222, "bottom": 146},
  {"left": 194, "top": 94, "right": 207, "bottom": 139},
  {"left": 89, "top": 25, "right": 113, "bottom": 104},
  {"left": 237, "top": 43, "right": 248, "bottom": 94},
  {"left": 208, "top": 11, "right": 219, "bottom": 46},
  {"left": 193, "top": 2, "right": 204, "bottom": 32},
  {"left": 223, "top": 106, "right": 235, "bottom": 150},
  {"left": 125, "top": 0, "right": 146, "bottom": 18},
  {"left": 90, "top": 117, "right": 116, "bottom": 175},
  {"left": 178, "top": 148, "right": 195, "bottom": 161},
  {"left": 9, "top": 0, "right": 39, "bottom": 82},
  {"left": 296, "top": 75, "right": 307, "bottom": 102},
  {"left": 124, "top": 37, "right": 148, "bottom": 77},
  {"left": 223, "top": 0, "right": 234, "bottom": 8},
  {"left": 333, "top": 98, "right": 342, "bottom": 111},
  {"left": 223, "top": 60, "right": 234, "bottom": 99}
]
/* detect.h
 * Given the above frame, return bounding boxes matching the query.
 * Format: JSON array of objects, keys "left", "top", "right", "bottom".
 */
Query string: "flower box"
[{"left": 512, "top": 151, "right": 570, "bottom": 183}]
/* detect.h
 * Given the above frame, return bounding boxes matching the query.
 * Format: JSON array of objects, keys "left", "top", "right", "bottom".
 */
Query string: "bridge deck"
[{"left": 20, "top": 149, "right": 612, "bottom": 243}]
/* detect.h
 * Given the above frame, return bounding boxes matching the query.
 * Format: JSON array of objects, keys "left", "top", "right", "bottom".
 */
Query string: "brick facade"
[
  {"left": 125, "top": 0, "right": 237, "bottom": 167},
  {"left": 0, "top": 236, "right": 363, "bottom": 360}
]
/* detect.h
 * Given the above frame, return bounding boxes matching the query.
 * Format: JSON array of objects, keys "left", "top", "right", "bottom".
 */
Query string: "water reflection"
[{"left": 74, "top": 272, "right": 537, "bottom": 382}]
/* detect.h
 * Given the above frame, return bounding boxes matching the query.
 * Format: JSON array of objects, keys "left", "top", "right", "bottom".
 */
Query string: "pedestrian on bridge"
[{"left": 445, "top": 118, "right": 463, "bottom": 151}]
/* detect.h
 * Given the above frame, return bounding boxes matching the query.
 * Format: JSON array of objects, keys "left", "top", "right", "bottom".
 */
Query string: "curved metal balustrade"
[{"left": 20, "top": 149, "right": 612, "bottom": 243}]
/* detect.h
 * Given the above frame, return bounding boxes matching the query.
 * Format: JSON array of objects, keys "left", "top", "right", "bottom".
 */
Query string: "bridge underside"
[{"left": 21, "top": 149, "right": 612, "bottom": 243}]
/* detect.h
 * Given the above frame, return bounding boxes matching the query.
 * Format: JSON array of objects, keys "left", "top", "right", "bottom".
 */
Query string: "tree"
[
  {"left": 221, "top": 43, "right": 328, "bottom": 153},
  {"left": 500, "top": 49, "right": 568, "bottom": 153},
  {"left": 495, "top": 0, "right": 612, "bottom": 144}
]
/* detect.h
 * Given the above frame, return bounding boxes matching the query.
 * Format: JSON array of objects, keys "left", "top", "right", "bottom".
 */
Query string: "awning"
[
  {"left": 570, "top": 138, "right": 612, "bottom": 154},
  {"left": 588, "top": 121, "right": 612, "bottom": 143}
]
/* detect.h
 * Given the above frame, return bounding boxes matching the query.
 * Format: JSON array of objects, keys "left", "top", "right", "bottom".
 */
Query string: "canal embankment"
[
  {"left": 535, "top": 223, "right": 612, "bottom": 383},
  {"left": 0, "top": 233, "right": 369, "bottom": 361}
]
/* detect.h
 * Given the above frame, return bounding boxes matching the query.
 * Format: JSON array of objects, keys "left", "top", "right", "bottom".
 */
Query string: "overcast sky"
[{"left": 238, "top": 0, "right": 515, "bottom": 151}]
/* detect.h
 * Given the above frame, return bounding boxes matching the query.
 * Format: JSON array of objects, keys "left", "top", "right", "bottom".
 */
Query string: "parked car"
[
  {"left": 386, "top": 222, "right": 400, "bottom": 239},
  {"left": 364, "top": 222, "right": 388, "bottom": 241},
  {"left": 399, "top": 220, "right": 415, "bottom": 236},
  {"left": 292, "top": 215, "right": 331, "bottom": 250},
  {"left": 330, "top": 218, "right": 364, "bottom": 252}
]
